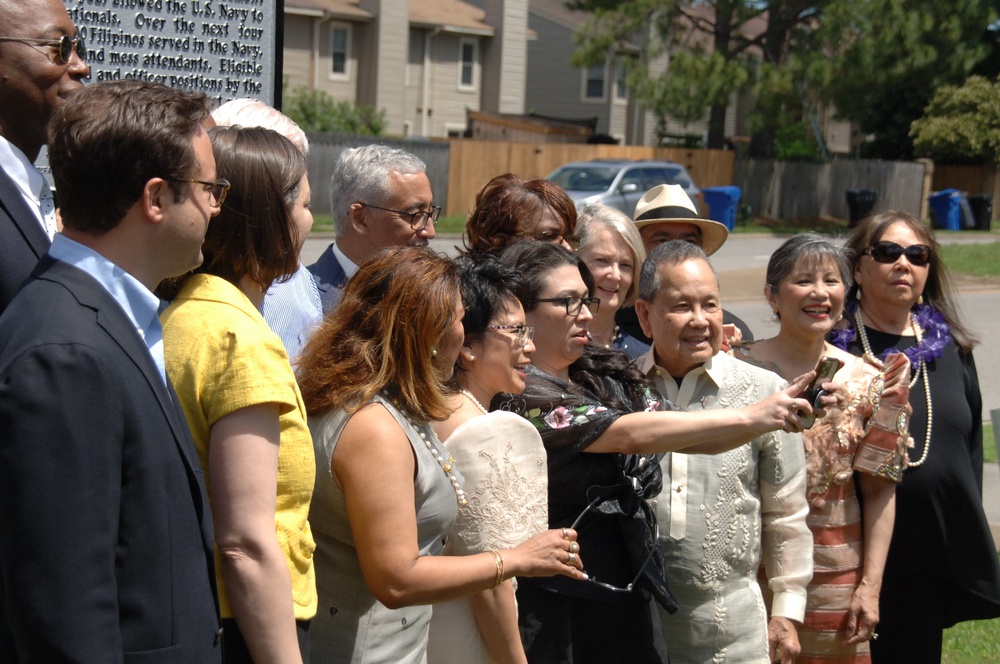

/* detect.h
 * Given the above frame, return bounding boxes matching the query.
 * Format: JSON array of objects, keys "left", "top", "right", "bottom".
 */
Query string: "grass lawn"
[
  {"left": 940, "top": 241, "right": 1000, "bottom": 279},
  {"left": 943, "top": 611, "right": 1000, "bottom": 662}
]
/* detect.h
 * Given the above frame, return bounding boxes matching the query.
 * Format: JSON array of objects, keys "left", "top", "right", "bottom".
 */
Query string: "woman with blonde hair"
[{"left": 575, "top": 203, "right": 649, "bottom": 358}]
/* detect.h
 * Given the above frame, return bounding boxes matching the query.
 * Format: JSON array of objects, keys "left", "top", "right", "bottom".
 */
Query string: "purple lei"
[{"left": 830, "top": 301, "right": 952, "bottom": 368}]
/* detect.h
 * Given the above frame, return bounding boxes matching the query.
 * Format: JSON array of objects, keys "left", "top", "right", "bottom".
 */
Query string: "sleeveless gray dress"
[{"left": 308, "top": 393, "right": 461, "bottom": 664}]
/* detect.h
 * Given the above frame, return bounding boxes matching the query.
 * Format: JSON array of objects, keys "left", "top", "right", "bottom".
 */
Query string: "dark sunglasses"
[
  {"left": 0, "top": 35, "right": 86, "bottom": 65},
  {"left": 864, "top": 241, "right": 932, "bottom": 267},
  {"left": 569, "top": 493, "right": 658, "bottom": 593}
]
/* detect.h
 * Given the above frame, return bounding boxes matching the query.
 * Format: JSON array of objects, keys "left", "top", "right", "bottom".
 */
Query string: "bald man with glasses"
[{"left": 0, "top": 0, "right": 90, "bottom": 315}]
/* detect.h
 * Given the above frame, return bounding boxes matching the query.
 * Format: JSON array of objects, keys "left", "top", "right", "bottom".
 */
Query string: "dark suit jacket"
[
  {"left": 307, "top": 243, "right": 349, "bottom": 313},
  {"left": 0, "top": 167, "right": 50, "bottom": 316},
  {"left": 0, "top": 257, "right": 222, "bottom": 663}
]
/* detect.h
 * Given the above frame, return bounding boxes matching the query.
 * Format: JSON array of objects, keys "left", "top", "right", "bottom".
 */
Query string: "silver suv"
[{"left": 546, "top": 159, "right": 703, "bottom": 216}]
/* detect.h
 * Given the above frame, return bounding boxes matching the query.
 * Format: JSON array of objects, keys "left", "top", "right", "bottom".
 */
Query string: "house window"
[
  {"left": 614, "top": 61, "right": 627, "bottom": 101},
  {"left": 585, "top": 64, "right": 605, "bottom": 100},
  {"left": 459, "top": 38, "right": 477, "bottom": 90},
  {"left": 330, "top": 25, "right": 349, "bottom": 78}
]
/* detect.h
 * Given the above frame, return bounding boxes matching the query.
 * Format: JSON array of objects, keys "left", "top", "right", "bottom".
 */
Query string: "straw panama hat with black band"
[{"left": 632, "top": 184, "right": 729, "bottom": 256}]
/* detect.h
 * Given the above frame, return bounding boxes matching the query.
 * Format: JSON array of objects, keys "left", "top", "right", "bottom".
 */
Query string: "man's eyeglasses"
[
  {"left": 172, "top": 178, "right": 231, "bottom": 207},
  {"left": 570, "top": 494, "right": 658, "bottom": 593},
  {"left": 519, "top": 230, "right": 580, "bottom": 247},
  {"left": 360, "top": 203, "right": 441, "bottom": 231},
  {"left": 0, "top": 35, "right": 86, "bottom": 65},
  {"left": 532, "top": 296, "right": 600, "bottom": 317},
  {"left": 485, "top": 324, "right": 534, "bottom": 347},
  {"left": 864, "top": 241, "right": 932, "bottom": 268}
]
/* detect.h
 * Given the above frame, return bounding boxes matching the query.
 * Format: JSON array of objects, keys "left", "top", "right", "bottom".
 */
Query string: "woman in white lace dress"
[{"left": 427, "top": 255, "right": 549, "bottom": 664}]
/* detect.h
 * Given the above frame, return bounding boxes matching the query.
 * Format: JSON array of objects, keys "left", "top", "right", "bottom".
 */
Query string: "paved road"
[{"left": 302, "top": 231, "right": 1000, "bottom": 534}]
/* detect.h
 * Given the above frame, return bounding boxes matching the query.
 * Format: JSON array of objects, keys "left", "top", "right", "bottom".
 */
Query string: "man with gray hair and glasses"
[{"left": 309, "top": 144, "right": 439, "bottom": 312}]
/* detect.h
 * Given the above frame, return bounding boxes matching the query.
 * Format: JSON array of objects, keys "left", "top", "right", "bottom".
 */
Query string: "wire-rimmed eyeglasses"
[
  {"left": 172, "top": 178, "right": 231, "bottom": 207},
  {"left": 485, "top": 324, "right": 534, "bottom": 347},
  {"left": 570, "top": 493, "right": 658, "bottom": 593},
  {"left": 359, "top": 202, "right": 441, "bottom": 231},
  {"left": 0, "top": 35, "right": 86, "bottom": 65},
  {"left": 531, "top": 296, "right": 600, "bottom": 317}
]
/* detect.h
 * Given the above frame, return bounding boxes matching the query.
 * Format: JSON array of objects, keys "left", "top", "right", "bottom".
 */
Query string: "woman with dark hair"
[
  {"left": 493, "top": 241, "right": 816, "bottom": 664},
  {"left": 297, "top": 247, "right": 586, "bottom": 664},
  {"left": 833, "top": 212, "right": 1000, "bottom": 662},
  {"left": 464, "top": 173, "right": 578, "bottom": 253},
  {"left": 161, "top": 125, "right": 317, "bottom": 663},
  {"left": 732, "top": 233, "right": 911, "bottom": 663},
  {"left": 426, "top": 255, "right": 547, "bottom": 664}
]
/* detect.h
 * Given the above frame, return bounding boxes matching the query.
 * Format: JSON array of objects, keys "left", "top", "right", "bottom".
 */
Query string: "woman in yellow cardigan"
[{"left": 161, "top": 125, "right": 317, "bottom": 663}]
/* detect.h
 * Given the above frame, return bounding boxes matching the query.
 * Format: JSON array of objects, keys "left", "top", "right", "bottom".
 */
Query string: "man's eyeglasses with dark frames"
[
  {"left": 863, "top": 241, "right": 932, "bottom": 268},
  {"left": 359, "top": 203, "right": 441, "bottom": 231},
  {"left": 570, "top": 493, "right": 658, "bottom": 593},
  {"left": 485, "top": 324, "right": 534, "bottom": 347},
  {"left": 0, "top": 35, "right": 86, "bottom": 65},
  {"left": 531, "top": 296, "right": 600, "bottom": 317},
  {"left": 172, "top": 178, "right": 231, "bottom": 207}
]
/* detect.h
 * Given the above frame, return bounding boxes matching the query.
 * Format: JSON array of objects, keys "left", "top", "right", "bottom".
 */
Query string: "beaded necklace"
[
  {"left": 459, "top": 388, "right": 489, "bottom": 415},
  {"left": 418, "top": 424, "right": 470, "bottom": 507},
  {"left": 589, "top": 324, "right": 622, "bottom": 349},
  {"left": 850, "top": 307, "right": 942, "bottom": 468}
]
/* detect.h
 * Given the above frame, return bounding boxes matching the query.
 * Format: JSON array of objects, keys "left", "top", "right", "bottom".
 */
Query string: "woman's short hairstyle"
[
  {"left": 330, "top": 145, "right": 427, "bottom": 237},
  {"left": 464, "top": 173, "right": 578, "bottom": 253},
  {"left": 457, "top": 254, "right": 527, "bottom": 346},
  {"left": 49, "top": 79, "right": 210, "bottom": 234},
  {"left": 297, "top": 247, "right": 462, "bottom": 422},
  {"left": 765, "top": 232, "right": 851, "bottom": 294},
  {"left": 197, "top": 125, "right": 305, "bottom": 289},
  {"left": 497, "top": 241, "right": 594, "bottom": 312},
  {"left": 576, "top": 203, "right": 647, "bottom": 307},
  {"left": 845, "top": 210, "right": 976, "bottom": 350},
  {"left": 211, "top": 98, "right": 309, "bottom": 156}
]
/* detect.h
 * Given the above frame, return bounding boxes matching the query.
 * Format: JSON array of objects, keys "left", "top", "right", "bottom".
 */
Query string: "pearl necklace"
[
  {"left": 855, "top": 308, "right": 933, "bottom": 468},
  {"left": 418, "top": 425, "right": 470, "bottom": 507},
  {"left": 590, "top": 324, "right": 622, "bottom": 348},
  {"left": 459, "top": 388, "right": 489, "bottom": 415}
]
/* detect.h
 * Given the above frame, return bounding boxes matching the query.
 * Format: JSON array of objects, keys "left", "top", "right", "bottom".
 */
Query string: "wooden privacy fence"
[
  {"left": 734, "top": 159, "right": 928, "bottom": 222},
  {"left": 444, "top": 141, "right": 735, "bottom": 218}
]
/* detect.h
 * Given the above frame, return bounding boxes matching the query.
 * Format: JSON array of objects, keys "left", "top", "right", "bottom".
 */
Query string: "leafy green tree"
[
  {"left": 571, "top": 0, "right": 828, "bottom": 156},
  {"left": 811, "top": 0, "right": 997, "bottom": 159},
  {"left": 910, "top": 75, "right": 1000, "bottom": 164},
  {"left": 283, "top": 86, "right": 387, "bottom": 136}
]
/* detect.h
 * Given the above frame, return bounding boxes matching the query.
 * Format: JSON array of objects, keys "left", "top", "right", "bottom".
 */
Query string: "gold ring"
[
  {"left": 567, "top": 551, "right": 576, "bottom": 565},
  {"left": 561, "top": 528, "right": 569, "bottom": 539},
  {"left": 569, "top": 541, "right": 579, "bottom": 553}
]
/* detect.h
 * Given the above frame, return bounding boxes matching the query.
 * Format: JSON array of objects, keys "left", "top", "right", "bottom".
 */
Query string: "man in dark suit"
[
  {"left": 0, "top": 0, "right": 90, "bottom": 315},
  {"left": 307, "top": 144, "right": 438, "bottom": 311},
  {"left": 0, "top": 80, "right": 223, "bottom": 662}
]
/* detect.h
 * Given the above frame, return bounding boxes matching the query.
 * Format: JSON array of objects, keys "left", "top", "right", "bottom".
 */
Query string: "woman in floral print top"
[{"left": 492, "top": 241, "right": 820, "bottom": 664}]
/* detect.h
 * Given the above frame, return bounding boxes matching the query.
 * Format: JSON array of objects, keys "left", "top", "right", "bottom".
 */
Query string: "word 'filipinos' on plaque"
[{"left": 63, "top": 0, "right": 280, "bottom": 104}]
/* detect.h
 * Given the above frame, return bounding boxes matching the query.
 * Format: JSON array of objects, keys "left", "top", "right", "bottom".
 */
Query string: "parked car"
[{"left": 546, "top": 159, "right": 704, "bottom": 216}]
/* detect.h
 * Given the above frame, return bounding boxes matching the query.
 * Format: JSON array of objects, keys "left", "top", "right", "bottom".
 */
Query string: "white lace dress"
[{"left": 425, "top": 410, "right": 549, "bottom": 664}]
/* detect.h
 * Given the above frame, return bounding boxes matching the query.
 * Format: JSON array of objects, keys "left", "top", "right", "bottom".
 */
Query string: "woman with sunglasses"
[
  {"left": 160, "top": 126, "right": 317, "bottom": 663},
  {"left": 731, "top": 233, "right": 912, "bottom": 663},
  {"left": 834, "top": 212, "right": 1000, "bottom": 662},
  {"left": 493, "top": 241, "right": 817, "bottom": 664},
  {"left": 425, "top": 255, "right": 549, "bottom": 664},
  {"left": 297, "top": 247, "right": 586, "bottom": 664},
  {"left": 463, "top": 173, "right": 578, "bottom": 253}
]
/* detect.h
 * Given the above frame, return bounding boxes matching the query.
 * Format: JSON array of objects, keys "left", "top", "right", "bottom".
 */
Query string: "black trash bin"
[
  {"left": 967, "top": 194, "right": 993, "bottom": 231},
  {"left": 846, "top": 189, "right": 878, "bottom": 228}
]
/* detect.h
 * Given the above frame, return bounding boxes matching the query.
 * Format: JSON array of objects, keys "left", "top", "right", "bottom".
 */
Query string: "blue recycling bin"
[
  {"left": 928, "top": 189, "right": 964, "bottom": 231},
  {"left": 702, "top": 186, "right": 741, "bottom": 230}
]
